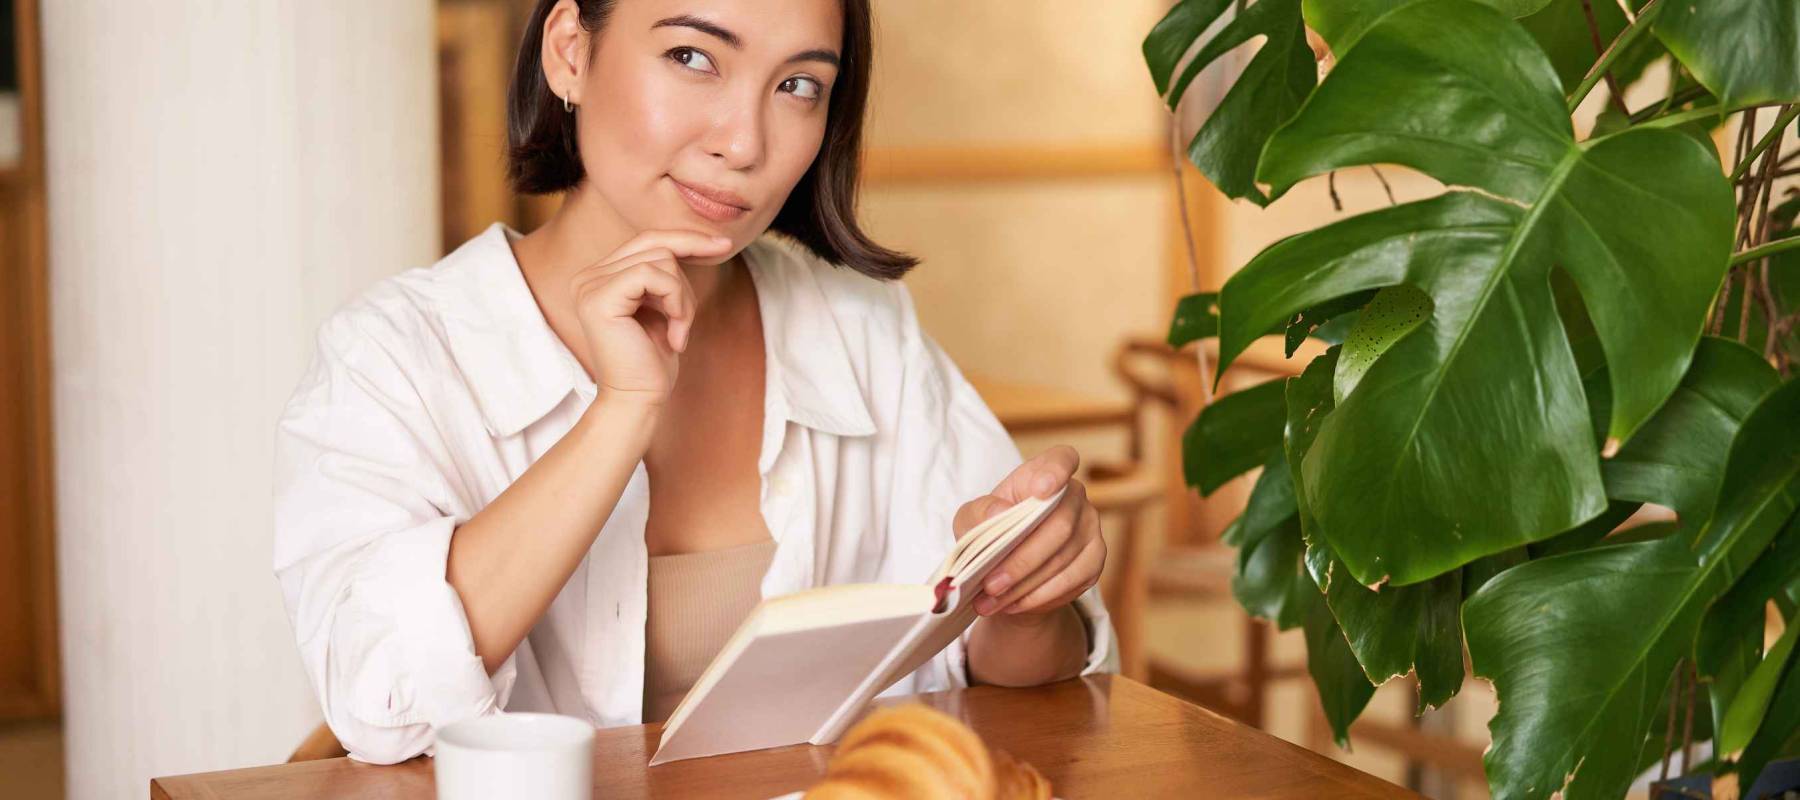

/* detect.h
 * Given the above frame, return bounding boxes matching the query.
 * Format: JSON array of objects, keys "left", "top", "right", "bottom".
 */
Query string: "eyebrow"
[{"left": 652, "top": 15, "right": 841, "bottom": 68}]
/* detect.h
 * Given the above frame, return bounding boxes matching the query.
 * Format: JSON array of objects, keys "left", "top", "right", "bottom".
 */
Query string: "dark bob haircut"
[{"left": 506, "top": 0, "right": 916, "bottom": 280}]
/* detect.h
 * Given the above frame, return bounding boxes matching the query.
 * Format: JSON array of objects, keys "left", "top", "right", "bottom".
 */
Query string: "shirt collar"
[
  {"left": 432, "top": 223, "right": 585, "bottom": 438},
  {"left": 741, "top": 238, "right": 878, "bottom": 439},
  {"left": 431, "top": 223, "right": 876, "bottom": 441}
]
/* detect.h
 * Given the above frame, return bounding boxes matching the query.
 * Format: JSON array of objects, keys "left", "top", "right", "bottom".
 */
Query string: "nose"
[{"left": 703, "top": 93, "right": 764, "bottom": 172}]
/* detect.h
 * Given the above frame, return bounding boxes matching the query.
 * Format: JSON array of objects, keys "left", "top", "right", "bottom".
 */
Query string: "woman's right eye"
[{"left": 666, "top": 47, "right": 717, "bottom": 75}]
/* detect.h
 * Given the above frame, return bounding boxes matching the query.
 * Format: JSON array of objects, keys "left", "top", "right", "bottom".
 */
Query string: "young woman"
[{"left": 273, "top": 0, "right": 1116, "bottom": 765}]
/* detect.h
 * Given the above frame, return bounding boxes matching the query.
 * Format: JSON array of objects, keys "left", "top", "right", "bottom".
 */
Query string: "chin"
[{"left": 684, "top": 251, "right": 739, "bottom": 268}]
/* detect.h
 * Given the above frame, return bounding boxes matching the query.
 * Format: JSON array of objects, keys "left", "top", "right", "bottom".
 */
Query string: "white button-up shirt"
[{"left": 273, "top": 224, "right": 1117, "bottom": 764}]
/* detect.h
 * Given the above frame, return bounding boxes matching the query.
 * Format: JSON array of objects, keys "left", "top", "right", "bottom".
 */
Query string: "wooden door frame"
[{"left": 1, "top": 0, "right": 61, "bottom": 720}]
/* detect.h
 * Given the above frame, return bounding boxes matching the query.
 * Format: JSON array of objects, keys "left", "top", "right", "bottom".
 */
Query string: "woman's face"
[{"left": 554, "top": 0, "right": 844, "bottom": 263}]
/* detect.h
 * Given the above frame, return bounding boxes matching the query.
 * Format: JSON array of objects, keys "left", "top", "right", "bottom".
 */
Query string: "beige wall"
[
  {"left": 859, "top": 2, "right": 1178, "bottom": 405},
  {"left": 866, "top": 179, "right": 1171, "bottom": 397},
  {"left": 863, "top": 2, "right": 1168, "bottom": 149},
  {"left": 42, "top": 3, "right": 441, "bottom": 797}
]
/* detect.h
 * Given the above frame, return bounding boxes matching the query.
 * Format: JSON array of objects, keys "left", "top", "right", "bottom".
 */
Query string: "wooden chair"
[
  {"left": 289, "top": 722, "right": 347, "bottom": 762},
  {"left": 968, "top": 372, "right": 1166, "bottom": 682},
  {"left": 1106, "top": 336, "right": 1305, "bottom": 728},
  {"left": 1086, "top": 461, "right": 1163, "bottom": 681}
]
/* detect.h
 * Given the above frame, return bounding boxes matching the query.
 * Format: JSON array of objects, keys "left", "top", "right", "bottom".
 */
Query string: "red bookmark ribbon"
[{"left": 932, "top": 577, "right": 954, "bottom": 613}]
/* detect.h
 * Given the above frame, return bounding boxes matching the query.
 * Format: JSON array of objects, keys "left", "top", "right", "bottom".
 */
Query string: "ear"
[{"left": 540, "top": 0, "right": 591, "bottom": 105}]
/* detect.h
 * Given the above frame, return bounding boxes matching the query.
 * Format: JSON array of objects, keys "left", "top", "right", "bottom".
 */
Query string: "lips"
[{"left": 670, "top": 177, "right": 751, "bottom": 223}]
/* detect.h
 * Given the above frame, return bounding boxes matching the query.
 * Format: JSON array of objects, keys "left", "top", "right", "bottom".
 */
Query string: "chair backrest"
[
  {"left": 1110, "top": 337, "right": 1213, "bottom": 546},
  {"left": 1111, "top": 336, "right": 1196, "bottom": 461},
  {"left": 289, "top": 722, "right": 348, "bottom": 762}
]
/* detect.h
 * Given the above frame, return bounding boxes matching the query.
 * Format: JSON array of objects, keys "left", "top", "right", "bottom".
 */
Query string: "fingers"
[
  {"left": 952, "top": 495, "right": 1010, "bottom": 540},
  {"left": 627, "top": 255, "right": 694, "bottom": 352},
  {"left": 576, "top": 261, "right": 693, "bottom": 352},
  {"left": 604, "top": 230, "right": 733, "bottom": 265},
  {"left": 978, "top": 495, "right": 1100, "bottom": 614},
  {"left": 575, "top": 239, "right": 711, "bottom": 353},
  {"left": 569, "top": 229, "right": 735, "bottom": 356},
  {"left": 978, "top": 507, "right": 1089, "bottom": 614},
  {"left": 979, "top": 479, "right": 1086, "bottom": 600},
  {"left": 1002, "top": 533, "right": 1105, "bottom": 615},
  {"left": 993, "top": 445, "right": 1081, "bottom": 504}
]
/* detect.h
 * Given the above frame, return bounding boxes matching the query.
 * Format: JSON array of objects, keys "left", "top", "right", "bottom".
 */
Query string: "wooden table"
[{"left": 150, "top": 676, "right": 1415, "bottom": 799}]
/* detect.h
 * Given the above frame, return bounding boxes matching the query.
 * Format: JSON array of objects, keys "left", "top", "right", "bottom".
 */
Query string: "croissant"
[{"left": 803, "top": 705, "right": 1050, "bottom": 800}]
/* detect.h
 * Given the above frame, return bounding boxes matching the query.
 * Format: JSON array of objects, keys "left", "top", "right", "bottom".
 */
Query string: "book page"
[
  {"left": 938, "top": 487, "right": 1067, "bottom": 590},
  {"left": 941, "top": 497, "right": 1042, "bottom": 581},
  {"left": 653, "top": 490, "right": 1068, "bottom": 762},
  {"left": 812, "top": 489, "right": 1068, "bottom": 744}
]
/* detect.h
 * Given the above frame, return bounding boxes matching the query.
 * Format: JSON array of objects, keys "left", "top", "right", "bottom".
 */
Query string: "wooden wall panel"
[
  {"left": 0, "top": 0, "right": 60, "bottom": 721},
  {"left": 439, "top": 0, "right": 519, "bottom": 250}
]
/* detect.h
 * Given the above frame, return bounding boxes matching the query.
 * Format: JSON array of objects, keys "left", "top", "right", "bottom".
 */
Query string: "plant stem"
[
  {"left": 1748, "top": 110, "right": 1786, "bottom": 346},
  {"left": 1714, "top": 113, "right": 1759, "bottom": 335},
  {"left": 1761, "top": 259, "right": 1782, "bottom": 359},
  {"left": 1659, "top": 659, "right": 1681, "bottom": 781},
  {"left": 1730, "top": 235, "right": 1800, "bottom": 266},
  {"left": 1776, "top": 312, "right": 1799, "bottom": 377},
  {"left": 1167, "top": 115, "right": 1215, "bottom": 406},
  {"left": 1764, "top": 123, "right": 1795, "bottom": 361},
  {"left": 1743, "top": 118, "right": 1781, "bottom": 343},
  {"left": 1636, "top": 104, "right": 1724, "bottom": 130},
  {"left": 1630, "top": 83, "right": 1708, "bottom": 124},
  {"left": 1680, "top": 662, "right": 1697, "bottom": 773},
  {"left": 1580, "top": 0, "right": 1631, "bottom": 116},
  {"left": 1567, "top": 0, "right": 1662, "bottom": 113},
  {"left": 1736, "top": 165, "right": 1800, "bottom": 185},
  {"left": 1730, "top": 105, "right": 1800, "bottom": 182},
  {"left": 1370, "top": 165, "right": 1398, "bottom": 205},
  {"left": 1735, "top": 109, "right": 1763, "bottom": 248}
]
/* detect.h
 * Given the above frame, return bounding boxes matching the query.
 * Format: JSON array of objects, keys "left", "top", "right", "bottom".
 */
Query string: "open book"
[{"left": 648, "top": 488, "right": 1067, "bottom": 765}]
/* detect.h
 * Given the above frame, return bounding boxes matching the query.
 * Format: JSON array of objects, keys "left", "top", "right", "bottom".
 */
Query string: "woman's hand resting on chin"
[{"left": 572, "top": 229, "right": 732, "bottom": 404}]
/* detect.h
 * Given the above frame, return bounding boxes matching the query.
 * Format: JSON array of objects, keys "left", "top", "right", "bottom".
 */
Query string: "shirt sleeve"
[
  {"left": 272, "top": 314, "right": 518, "bottom": 764},
  {"left": 879, "top": 289, "right": 1119, "bottom": 697}
]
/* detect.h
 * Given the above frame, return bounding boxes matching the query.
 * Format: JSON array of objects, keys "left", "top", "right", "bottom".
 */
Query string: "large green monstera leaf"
[
  {"left": 1515, "top": 0, "right": 1661, "bottom": 93},
  {"left": 1287, "top": 348, "right": 1469, "bottom": 712},
  {"left": 1214, "top": 0, "right": 1735, "bottom": 586},
  {"left": 1302, "top": 0, "right": 1551, "bottom": 54},
  {"left": 1144, "top": 0, "right": 1315, "bottom": 205},
  {"left": 1654, "top": 0, "right": 1800, "bottom": 108},
  {"left": 1464, "top": 371, "right": 1800, "bottom": 800}
]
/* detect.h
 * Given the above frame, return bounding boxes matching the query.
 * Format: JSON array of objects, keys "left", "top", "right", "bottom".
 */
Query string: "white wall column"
[{"left": 40, "top": 3, "right": 441, "bottom": 797}]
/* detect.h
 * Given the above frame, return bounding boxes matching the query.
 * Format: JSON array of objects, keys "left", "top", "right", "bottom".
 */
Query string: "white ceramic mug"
[{"left": 433, "top": 712, "right": 595, "bottom": 800}]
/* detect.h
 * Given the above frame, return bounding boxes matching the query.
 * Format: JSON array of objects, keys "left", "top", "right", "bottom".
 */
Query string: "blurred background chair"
[
  {"left": 288, "top": 724, "right": 346, "bottom": 763},
  {"left": 971, "top": 334, "right": 1304, "bottom": 715}
]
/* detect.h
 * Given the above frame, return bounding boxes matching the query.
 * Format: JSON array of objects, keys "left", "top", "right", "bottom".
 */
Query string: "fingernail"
[
  {"left": 1033, "top": 472, "right": 1057, "bottom": 496},
  {"left": 974, "top": 596, "right": 997, "bottom": 616},
  {"left": 985, "top": 573, "right": 1011, "bottom": 596}
]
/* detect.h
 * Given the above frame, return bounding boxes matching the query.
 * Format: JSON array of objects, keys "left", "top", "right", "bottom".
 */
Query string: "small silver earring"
[{"left": 563, "top": 94, "right": 574, "bottom": 113}]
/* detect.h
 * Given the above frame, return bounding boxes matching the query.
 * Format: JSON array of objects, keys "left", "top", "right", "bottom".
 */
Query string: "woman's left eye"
[
  {"left": 780, "top": 76, "right": 822, "bottom": 101},
  {"left": 666, "top": 47, "right": 716, "bottom": 74}
]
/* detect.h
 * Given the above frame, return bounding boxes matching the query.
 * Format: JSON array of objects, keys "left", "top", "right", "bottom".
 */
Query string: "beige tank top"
[{"left": 642, "top": 539, "right": 779, "bottom": 723}]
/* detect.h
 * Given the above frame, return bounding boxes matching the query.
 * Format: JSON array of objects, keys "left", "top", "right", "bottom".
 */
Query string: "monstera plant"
[{"left": 1145, "top": 0, "right": 1800, "bottom": 797}]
